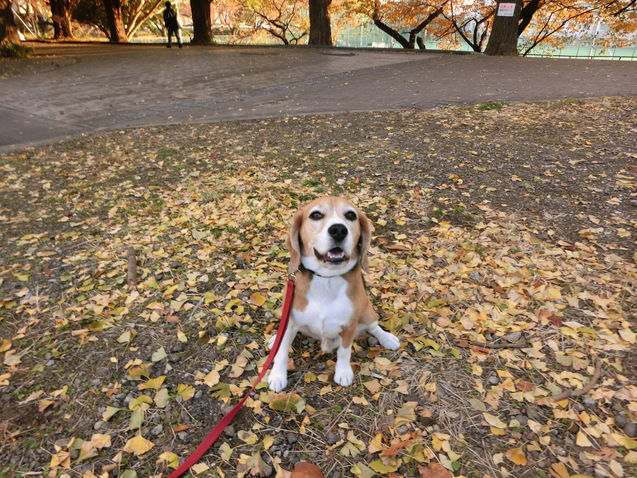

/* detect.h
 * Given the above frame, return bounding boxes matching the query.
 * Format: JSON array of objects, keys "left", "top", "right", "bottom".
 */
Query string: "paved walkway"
[{"left": 1, "top": 43, "right": 636, "bottom": 153}]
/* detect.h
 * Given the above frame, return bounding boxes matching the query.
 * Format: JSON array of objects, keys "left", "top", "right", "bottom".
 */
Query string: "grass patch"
[
  {"left": 475, "top": 100, "right": 509, "bottom": 111},
  {"left": 0, "top": 43, "right": 35, "bottom": 59}
]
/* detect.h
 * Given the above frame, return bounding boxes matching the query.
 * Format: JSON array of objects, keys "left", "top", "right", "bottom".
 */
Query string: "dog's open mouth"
[{"left": 315, "top": 247, "right": 348, "bottom": 264}]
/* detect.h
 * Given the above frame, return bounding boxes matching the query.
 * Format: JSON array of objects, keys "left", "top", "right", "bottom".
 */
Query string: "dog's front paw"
[
  {"left": 379, "top": 332, "right": 400, "bottom": 351},
  {"left": 267, "top": 334, "right": 277, "bottom": 350},
  {"left": 268, "top": 371, "right": 288, "bottom": 392},
  {"left": 334, "top": 364, "right": 354, "bottom": 387}
]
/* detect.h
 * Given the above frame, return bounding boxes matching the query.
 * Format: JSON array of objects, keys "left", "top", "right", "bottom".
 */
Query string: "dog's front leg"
[
  {"left": 267, "top": 325, "right": 298, "bottom": 392},
  {"left": 334, "top": 344, "right": 354, "bottom": 386},
  {"left": 334, "top": 324, "right": 359, "bottom": 387}
]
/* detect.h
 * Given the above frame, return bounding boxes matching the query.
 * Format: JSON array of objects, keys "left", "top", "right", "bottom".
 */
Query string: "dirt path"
[{"left": 1, "top": 43, "right": 636, "bottom": 152}]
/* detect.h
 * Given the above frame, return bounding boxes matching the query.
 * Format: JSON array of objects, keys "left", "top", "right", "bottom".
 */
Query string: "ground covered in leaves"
[{"left": 1, "top": 97, "right": 636, "bottom": 478}]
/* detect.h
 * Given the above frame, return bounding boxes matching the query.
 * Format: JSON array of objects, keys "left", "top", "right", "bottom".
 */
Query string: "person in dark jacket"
[{"left": 163, "top": 1, "right": 182, "bottom": 48}]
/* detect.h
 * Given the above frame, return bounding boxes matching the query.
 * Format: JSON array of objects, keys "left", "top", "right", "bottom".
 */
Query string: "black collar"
[{"left": 299, "top": 263, "right": 331, "bottom": 278}]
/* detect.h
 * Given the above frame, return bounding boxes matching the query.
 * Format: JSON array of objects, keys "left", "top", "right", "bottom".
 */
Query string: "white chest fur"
[{"left": 293, "top": 275, "right": 355, "bottom": 340}]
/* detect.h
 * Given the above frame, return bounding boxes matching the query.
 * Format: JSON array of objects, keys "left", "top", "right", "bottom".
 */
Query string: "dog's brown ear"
[
  {"left": 287, "top": 207, "right": 305, "bottom": 273},
  {"left": 358, "top": 210, "right": 372, "bottom": 273}
]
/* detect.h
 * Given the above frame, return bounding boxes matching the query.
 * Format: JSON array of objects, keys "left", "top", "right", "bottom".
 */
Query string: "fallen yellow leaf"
[
  {"left": 576, "top": 430, "right": 594, "bottom": 447},
  {"left": 505, "top": 447, "right": 527, "bottom": 465},
  {"left": 0, "top": 339, "right": 11, "bottom": 353},
  {"left": 249, "top": 292, "right": 267, "bottom": 307},
  {"left": 157, "top": 451, "right": 180, "bottom": 469},
  {"left": 483, "top": 412, "right": 508, "bottom": 429},
  {"left": 123, "top": 435, "right": 154, "bottom": 455}
]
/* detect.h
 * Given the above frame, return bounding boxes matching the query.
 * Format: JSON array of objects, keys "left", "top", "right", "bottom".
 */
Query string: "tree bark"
[
  {"left": 484, "top": 0, "right": 522, "bottom": 56},
  {"left": 308, "top": 0, "right": 332, "bottom": 46},
  {"left": 102, "top": 0, "right": 127, "bottom": 42},
  {"left": 372, "top": 5, "right": 443, "bottom": 50},
  {"left": 50, "top": 0, "right": 74, "bottom": 39},
  {"left": 518, "top": 0, "right": 541, "bottom": 36},
  {"left": 0, "top": 0, "right": 20, "bottom": 44},
  {"left": 373, "top": 19, "right": 412, "bottom": 48},
  {"left": 190, "top": 0, "right": 213, "bottom": 44}
]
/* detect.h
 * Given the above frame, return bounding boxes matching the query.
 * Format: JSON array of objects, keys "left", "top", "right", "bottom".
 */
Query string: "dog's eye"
[
  {"left": 309, "top": 211, "right": 323, "bottom": 220},
  {"left": 345, "top": 211, "right": 357, "bottom": 221}
]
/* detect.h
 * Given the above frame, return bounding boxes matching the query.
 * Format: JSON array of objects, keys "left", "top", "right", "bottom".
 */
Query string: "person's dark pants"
[{"left": 167, "top": 28, "right": 182, "bottom": 48}]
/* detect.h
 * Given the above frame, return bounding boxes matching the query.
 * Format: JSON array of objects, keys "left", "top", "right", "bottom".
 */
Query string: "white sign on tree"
[{"left": 497, "top": 3, "right": 517, "bottom": 17}]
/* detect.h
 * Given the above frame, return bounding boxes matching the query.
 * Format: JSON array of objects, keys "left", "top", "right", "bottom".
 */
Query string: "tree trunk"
[
  {"left": 370, "top": 4, "right": 442, "bottom": 50},
  {"left": 190, "top": 0, "right": 213, "bottom": 44},
  {"left": 373, "top": 19, "right": 412, "bottom": 49},
  {"left": 308, "top": 0, "right": 332, "bottom": 46},
  {"left": 50, "top": 0, "right": 73, "bottom": 39},
  {"left": 126, "top": 0, "right": 164, "bottom": 39},
  {"left": 518, "top": 0, "right": 541, "bottom": 36},
  {"left": 102, "top": 0, "right": 127, "bottom": 42},
  {"left": 484, "top": 0, "right": 522, "bottom": 56},
  {"left": 0, "top": 0, "right": 20, "bottom": 44}
]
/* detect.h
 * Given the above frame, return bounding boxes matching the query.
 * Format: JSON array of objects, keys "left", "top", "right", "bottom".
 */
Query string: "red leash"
[{"left": 167, "top": 277, "right": 295, "bottom": 478}]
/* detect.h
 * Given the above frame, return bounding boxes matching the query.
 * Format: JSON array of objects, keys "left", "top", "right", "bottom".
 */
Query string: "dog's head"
[{"left": 287, "top": 197, "right": 371, "bottom": 277}]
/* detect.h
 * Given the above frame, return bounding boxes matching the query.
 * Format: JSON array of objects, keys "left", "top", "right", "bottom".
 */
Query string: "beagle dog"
[{"left": 267, "top": 197, "right": 400, "bottom": 392}]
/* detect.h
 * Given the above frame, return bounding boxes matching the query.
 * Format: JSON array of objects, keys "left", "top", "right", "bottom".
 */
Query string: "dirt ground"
[{"left": 0, "top": 96, "right": 636, "bottom": 478}]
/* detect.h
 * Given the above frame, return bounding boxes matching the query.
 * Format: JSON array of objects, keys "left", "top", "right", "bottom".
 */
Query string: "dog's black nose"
[{"left": 328, "top": 223, "right": 348, "bottom": 241}]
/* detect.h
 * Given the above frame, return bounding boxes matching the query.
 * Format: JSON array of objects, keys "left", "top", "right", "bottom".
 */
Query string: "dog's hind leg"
[
  {"left": 367, "top": 322, "right": 400, "bottom": 351},
  {"left": 359, "top": 303, "right": 400, "bottom": 351}
]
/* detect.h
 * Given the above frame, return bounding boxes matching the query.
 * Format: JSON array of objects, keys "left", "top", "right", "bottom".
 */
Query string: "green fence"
[{"left": 335, "top": 24, "right": 637, "bottom": 61}]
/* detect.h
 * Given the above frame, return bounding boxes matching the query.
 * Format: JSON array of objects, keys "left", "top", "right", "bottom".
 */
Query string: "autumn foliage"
[
  {"left": 344, "top": 0, "right": 637, "bottom": 54},
  {"left": 3, "top": 0, "right": 636, "bottom": 53}
]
